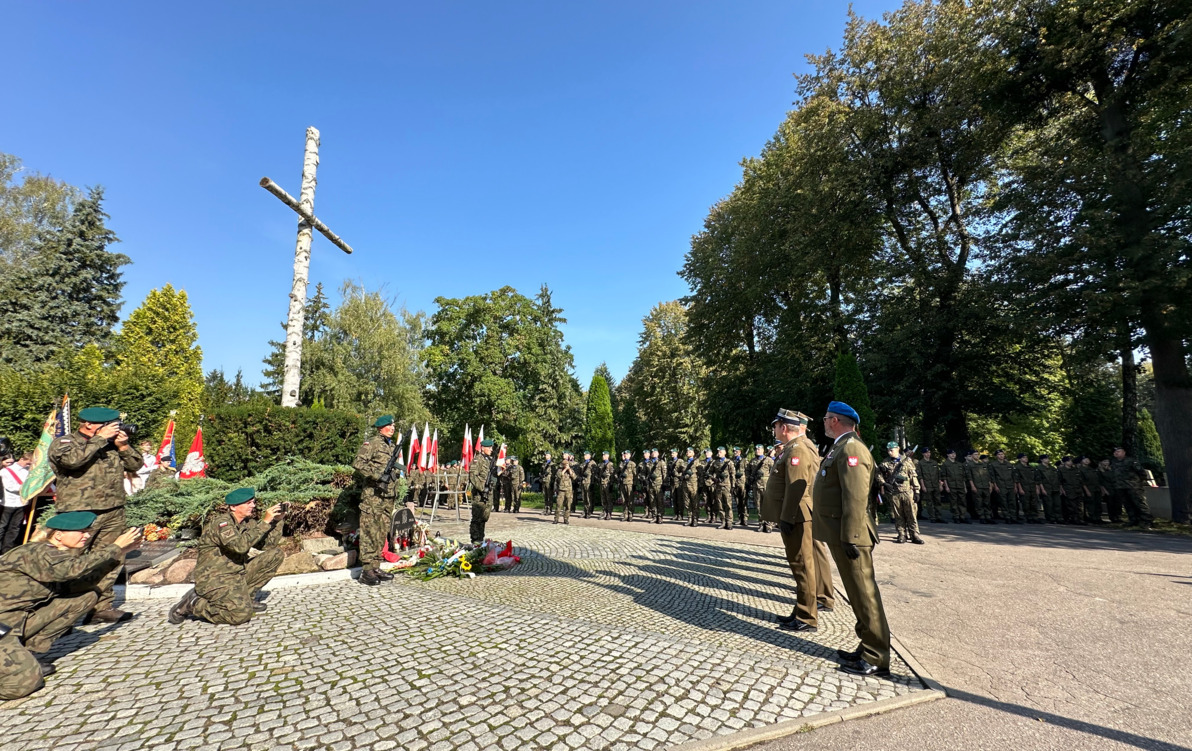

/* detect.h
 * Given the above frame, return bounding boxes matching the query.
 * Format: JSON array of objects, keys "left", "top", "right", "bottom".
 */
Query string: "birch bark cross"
[{"left": 259, "top": 126, "right": 354, "bottom": 408}]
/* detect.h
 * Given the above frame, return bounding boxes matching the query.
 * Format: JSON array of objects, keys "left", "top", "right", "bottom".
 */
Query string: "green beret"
[
  {"left": 45, "top": 511, "right": 97, "bottom": 531},
  {"left": 79, "top": 406, "right": 119, "bottom": 423},
  {"left": 755, "top": 444, "right": 764, "bottom": 450},
  {"left": 887, "top": 441, "right": 899, "bottom": 449},
  {"left": 480, "top": 439, "right": 494, "bottom": 447},
  {"left": 716, "top": 446, "right": 726, "bottom": 452},
  {"left": 225, "top": 487, "right": 256, "bottom": 506},
  {"left": 374, "top": 415, "right": 394, "bottom": 428}
]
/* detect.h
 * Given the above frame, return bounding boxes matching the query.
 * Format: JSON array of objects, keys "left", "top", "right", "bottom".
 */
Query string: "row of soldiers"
[{"left": 532, "top": 445, "right": 786, "bottom": 530}]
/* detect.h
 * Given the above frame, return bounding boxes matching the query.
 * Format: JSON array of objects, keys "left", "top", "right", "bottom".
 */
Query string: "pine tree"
[
  {"left": 1138, "top": 408, "right": 1165, "bottom": 475},
  {"left": 585, "top": 372, "right": 615, "bottom": 459},
  {"left": 0, "top": 187, "right": 127, "bottom": 367},
  {"left": 261, "top": 282, "right": 331, "bottom": 402},
  {"left": 833, "top": 351, "right": 877, "bottom": 447}
]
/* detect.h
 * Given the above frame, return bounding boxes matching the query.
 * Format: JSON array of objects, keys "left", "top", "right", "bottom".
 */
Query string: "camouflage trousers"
[
  {"left": 671, "top": 486, "right": 687, "bottom": 519},
  {"left": 554, "top": 488, "right": 572, "bottom": 524},
  {"left": 0, "top": 590, "right": 98, "bottom": 700},
  {"left": 919, "top": 488, "right": 942, "bottom": 521},
  {"left": 358, "top": 488, "right": 394, "bottom": 570},
  {"left": 714, "top": 486, "right": 733, "bottom": 528},
  {"left": 580, "top": 485, "right": 594, "bottom": 517},
  {"left": 647, "top": 486, "right": 664, "bottom": 520},
  {"left": 890, "top": 492, "right": 919, "bottom": 538},
  {"left": 469, "top": 496, "right": 491, "bottom": 543},
  {"left": 600, "top": 484, "right": 614, "bottom": 515},
  {"left": 620, "top": 482, "right": 635, "bottom": 520},
  {"left": 69, "top": 506, "right": 125, "bottom": 612},
  {"left": 733, "top": 486, "right": 748, "bottom": 525},
  {"left": 193, "top": 547, "right": 284, "bottom": 626}
]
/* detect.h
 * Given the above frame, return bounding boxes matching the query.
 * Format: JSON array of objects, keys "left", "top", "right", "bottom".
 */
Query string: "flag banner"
[
  {"left": 429, "top": 429, "right": 438, "bottom": 472},
  {"left": 407, "top": 424, "right": 421, "bottom": 472},
  {"left": 476, "top": 425, "right": 484, "bottom": 461},
  {"left": 419, "top": 422, "right": 430, "bottom": 469},
  {"left": 462, "top": 424, "right": 472, "bottom": 472},
  {"left": 179, "top": 427, "right": 207, "bottom": 479},
  {"left": 156, "top": 421, "right": 177, "bottom": 470},
  {"left": 20, "top": 399, "right": 62, "bottom": 502},
  {"left": 496, "top": 442, "right": 507, "bottom": 468}
]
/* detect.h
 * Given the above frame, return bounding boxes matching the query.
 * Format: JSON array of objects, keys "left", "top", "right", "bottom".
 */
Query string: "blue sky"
[{"left": 4, "top": 0, "right": 897, "bottom": 387}]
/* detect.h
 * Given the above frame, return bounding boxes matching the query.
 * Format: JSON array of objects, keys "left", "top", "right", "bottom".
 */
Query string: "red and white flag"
[
  {"left": 496, "top": 442, "right": 507, "bottom": 468},
  {"left": 476, "top": 425, "right": 484, "bottom": 461},
  {"left": 179, "top": 427, "right": 207, "bottom": 479},
  {"left": 462, "top": 424, "right": 472, "bottom": 472},
  {"left": 429, "top": 429, "right": 439, "bottom": 472},
  {"left": 407, "top": 424, "right": 421, "bottom": 472},
  {"left": 420, "top": 422, "right": 430, "bottom": 470},
  {"left": 156, "top": 421, "right": 176, "bottom": 470}
]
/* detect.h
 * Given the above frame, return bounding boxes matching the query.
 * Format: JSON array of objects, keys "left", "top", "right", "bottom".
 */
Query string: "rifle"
[
  {"left": 880, "top": 444, "right": 918, "bottom": 499},
  {"left": 378, "top": 432, "right": 406, "bottom": 496}
]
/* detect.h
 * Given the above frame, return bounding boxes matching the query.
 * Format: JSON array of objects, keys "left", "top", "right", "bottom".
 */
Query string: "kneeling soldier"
[
  {"left": 0, "top": 511, "right": 141, "bottom": 700},
  {"left": 169, "top": 488, "right": 285, "bottom": 625}
]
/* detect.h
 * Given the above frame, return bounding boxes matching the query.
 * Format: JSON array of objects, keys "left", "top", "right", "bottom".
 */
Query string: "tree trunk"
[
  {"left": 1119, "top": 340, "right": 1138, "bottom": 456},
  {"left": 1147, "top": 332, "right": 1192, "bottom": 523},
  {"left": 281, "top": 127, "right": 320, "bottom": 408}
]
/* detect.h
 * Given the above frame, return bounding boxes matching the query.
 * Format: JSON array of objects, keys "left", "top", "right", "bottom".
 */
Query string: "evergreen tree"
[
  {"left": 261, "top": 282, "right": 330, "bottom": 400},
  {"left": 0, "top": 152, "right": 80, "bottom": 270},
  {"left": 1137, "top": 409, "right": 1165, "bottom": 475},
  {"left": 584, "top": 372, "right": 615, "bottom": 459},
  {"left": 0, "top": 187, "right": 127, "bottom": 367},
  {"left": 833, "top": 351, "right": 877, "bottom": 447}
]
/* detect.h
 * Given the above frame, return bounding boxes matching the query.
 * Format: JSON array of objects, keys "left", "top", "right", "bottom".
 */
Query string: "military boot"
[
  {"left": 359, "top": 568, "right": 381, "bottom": 586},
  {"left": 168, "top": 588, "right": 198, "bottom": 625},
  {"left": 374, "top": 568, "right": 394, "bottom": 581}
]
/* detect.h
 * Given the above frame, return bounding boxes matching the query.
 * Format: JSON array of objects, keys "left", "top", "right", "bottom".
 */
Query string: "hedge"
[{"left": 203, "top": 405, "right": 365, "bottom": 482}]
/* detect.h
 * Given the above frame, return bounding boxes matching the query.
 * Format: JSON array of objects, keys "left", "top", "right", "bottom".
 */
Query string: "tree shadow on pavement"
[
  {"left": 946, "top": 686, "right": 1192, "bottom": 751},
  {"left": 913, "top": 523, "right": 1192, "bottom": 554}
]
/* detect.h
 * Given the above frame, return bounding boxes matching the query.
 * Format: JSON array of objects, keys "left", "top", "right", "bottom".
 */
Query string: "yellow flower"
[{"left": 461, "top": 560, "right": 472, "bottom": 572}]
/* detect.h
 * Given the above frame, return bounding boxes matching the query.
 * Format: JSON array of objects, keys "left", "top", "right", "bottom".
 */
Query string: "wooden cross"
[{"left": 259, "top": 126, "right": 354, "bottom": 408}]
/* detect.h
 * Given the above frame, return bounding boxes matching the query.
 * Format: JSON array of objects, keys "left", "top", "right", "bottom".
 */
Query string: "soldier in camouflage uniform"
[
  {"left": 667, "top": 449, "right": 683, "bottom": 521},
  {"left": 915, "top": 449, "right": 944, "bottom": 523},
  {"left": 1078, "top": 457, "right": 1102, "bottom": 523},
  {"left": 598, "top": 451, "right": 616, "bottom": 519},
  {"left": 0, "top": 511, "right": 141, "bottom": 699},
  {"left": 618, "top": 451, "right": 637, "bottom": 521},
  {"left": 699, "top": 449, "right": 716, "bottom": 523},
  {"left": 647, "top": 449, "right": 666, "bottom": 523},
  {"left": 713, "top": 447, "right": 735, "bottom": 530},
  {"left": 351, "top": 416, "right": 409, "bottom": 585},
  {"left": 731, "top": 447, "right": 749, "bottom": 528},
  {"left": 504, "top": 457, "right": 525, "bottom": 513},
  {"left": 749, "top": 444, "right": 775, "bottom": 533},
  {"left": 540, "top": 452, "right": 556, "bottom": 516},
  {"left": 940, "top": 449, "right": 969, "bottom": 523},
  {"left": 554, "top": 455, "right": 576, "bottom": 525},
  {"left": 988, "top": 450, "right": 1017, "bottom": 523},
  {"left": 1110, "top": 447, "right": 1153, "bottom": 528},
  {"left": 1012, "top": 453, "right": 1038, "bottom": 522},
  {"left": 576, "top": 451, "right": 596, "bottom": 518},
  {"left": 963, "top": 450, "right": 993, "bottom": 523},
  {"left": 47, "top": 406, "right": 144, "bottom": 623},
  {"left": 878, "top": 442, "right": 923, "bottom": 543},
  {"left": 168, "top": 488, "right": 285, "bottom": 623},
  {"left": 1058, "top": 456, "right": 1088, "bottom": 524},
  {"left": 1035, "top": 455, "right": 1062, "bottom": 523},
  {"left": 469, "top": 440, "right": 498, "bottom": 542},
  {"left": 1097, "top": 458, "right": 1117, "bottom": 522}
]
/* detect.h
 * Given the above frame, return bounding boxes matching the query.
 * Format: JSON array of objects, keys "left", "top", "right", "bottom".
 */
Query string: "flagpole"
[{"left": 21, "top": 496, "right": 39, "bottom": 545}]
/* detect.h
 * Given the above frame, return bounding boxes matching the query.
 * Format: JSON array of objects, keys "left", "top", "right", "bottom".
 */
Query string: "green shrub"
[{"left": 203, "top": 405, "right": 365, "bottom": 482}]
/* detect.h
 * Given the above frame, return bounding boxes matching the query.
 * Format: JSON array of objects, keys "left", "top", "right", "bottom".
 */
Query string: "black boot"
[
  {"left": 359, "top": 568, "right": 381, "bottom": 586},
  {"left": 168, "top": 588, "right": 198, "bottom": 625}
]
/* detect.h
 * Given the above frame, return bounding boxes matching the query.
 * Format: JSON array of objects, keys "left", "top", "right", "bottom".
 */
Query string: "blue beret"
[
  {"left": 826, "top": 401, "right": 860, "bottom": 425},
  {"left": 226, "top": 487, "right": 256, "bottom": 505},
  {"left": 374, "top": 415, "right": 394, "bottom": 428},
  {"left": 79, "top": 407, "right": 120, "bottom": 423},
  {"left": 45, "top": 511, "right": 97, "bottom": 530}
]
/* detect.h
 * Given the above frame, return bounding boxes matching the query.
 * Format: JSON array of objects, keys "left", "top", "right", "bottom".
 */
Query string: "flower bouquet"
[{"left": 401, "top": 538, "right": 521, "bottom": 580}]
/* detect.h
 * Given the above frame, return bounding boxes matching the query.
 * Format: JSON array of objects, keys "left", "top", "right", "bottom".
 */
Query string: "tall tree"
[
  {"left": 833, "top": 351, "right": 877, "bottom": 448},
  {"left": 0, "top": 153, "right": 80, "bottom": 270},
  {"left": 584, "top": 371, "right": 616, "bottom": 460},
  {"left": 0, "top": 187, "right": 128, "bottom": 367}
]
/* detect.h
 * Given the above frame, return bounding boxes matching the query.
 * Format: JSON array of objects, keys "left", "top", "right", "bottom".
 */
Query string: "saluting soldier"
[
  {"left": 0, "top": 512, "right": 141, "bottom": 699},
  {"left": 813, "top": 402, "right": 891, "bottom": 676},
  {"left": 1035, "top": 455, "right": 1062, "bottom": 523},
  {"left": 1012, "top": 453, "right": 1038, "bottom": 522},
  {"left": 964, "top": 450, "right": 994, "bottom": 523},
  {"left": 618, "top": 450, "right": 637, "bottom": 521},
  {"left": 47, "top": 405, "right": 144, "bottom": 623},
  {"left": 1078, "top": 457, "right": 1102, "bottom": 523},
  {"left": 469, "top": 440, "right": 498, "bottom": 542},
  {"left": 351, "top": 416, "right": 409, "bottom": 585},
  {"left": 1058, "top": 456, "right": 1088, "bottom": 524},
  {"left": 541, "top": 452, "right": 556, "bottom": 516},
  {"left": 878, "top": 442, "right": 923, "bottom": 543},
  {"left": 1110, "top": 447, "right": 1153, "bottom": 529},
  {"left": 554, "top": 454, "right": 576, "bottom": 525},
  {"left": 761, "top": 409, "right": 821, "bottom": 632},
  {"left": 916, "top": 449, "right": 944, "bottom": 523},
  {"left": 749, "top": 444, "right": 775, "bottom": 533},
  {"left": 989, "top": 450, "right": 1017, "bottom": 523},
  {"left": 598, "top": 451, "right": 616, "bottom": 519},
  {"left": 940, "top": 448, "right": 969, "bottom": 523},
  {"left": 169, "top": 487, "right": 286, "bottom": 622}
]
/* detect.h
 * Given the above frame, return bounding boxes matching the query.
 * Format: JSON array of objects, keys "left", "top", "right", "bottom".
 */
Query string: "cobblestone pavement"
[{"left": 1, "top": 522, "right": 928, "bottom": 751}]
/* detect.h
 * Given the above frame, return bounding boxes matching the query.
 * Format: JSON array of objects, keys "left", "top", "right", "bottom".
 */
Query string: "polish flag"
[
  {"left": 476, "top": 425, "right": 484, "bottom": 461},
  {"left": 496, "top": 442, "right": 507, "bottom": 468},
  {"left": 429, "top": 429, "right": 438, "bottom": 472},
  {"left": 156, "top": 421, "right": 177, "bottom": 470},
  {"left": 179, "top": 428, "right": 207, "bottom": 479},
  {"left": 462, "top": 425, "right": 472, "bottom": 472},
  {"left": 407, "top": 424, "right": 421, "bottom": 473},
  {"left": 420, "top": 422, "right": 430, "bottom": 470}
]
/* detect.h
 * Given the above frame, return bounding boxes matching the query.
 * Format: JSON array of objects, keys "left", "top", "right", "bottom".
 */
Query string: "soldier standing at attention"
[
  {"left": 700, "top": 448, "right": 716, "bottom": 523},
  {"left": 1058, "top": 456, "right": 1087, "bottom": 524},
  {"left": 578, "top": 451, "right": 596, "bottom": 518},
  {"left": 510, "top": 457, "right": 525, "bottom": 513},
  {"left": 47, "top": 406, "right": 144, "bottom": 623},
  {"left": 351, "top": 415, "right": 410, "bottom": 585},
  {"left": 1012, "top": 453, "right": 1038, "bottom": 522},
  {"left": 647, "top": 449, "right": 665, "bottom": 523},
  {"left": 469, "top": 440, "right": 498, "bottom": 542},
  {"left": 667, "top": 449, "right": 684, "bottom": 521},
  {"left": 879, "top": 442, "right": 923, "bottom": 543},
  {"left": 940, "top": 448, "right": 969, "bottom": 523},
  {"left": 0, "top": 512, "right": 141, "bottom": 699},
  {"left": 169, "top": 488, "right": 286, "bottom": 622},
  {"left": 554, "top": 454, "right": 576, "bottom": 525},
  {"left": 1035, "top": 455, "right": 1062, "bottom": 523},
  {"left": 618, "top": 450, "right": 637, "bottom": 521},
  {"left": 541, "top": 452, "right": 556, "bottom": 516},
  {"left": 598, "top": 451, "right": 616, "bottom": 519},
  {"left": 964, "top": 450, "right": 994, "bottom": 523},
  {"left": 500, "top": 456, "right": 516, "bottom": 513},
  {"left": 1078, "top": 457, "right": 1102, "bottom": 523},
  {"left": 731, "top": 447, "right": 749, "bottom": 528},
  {"left": 749, "top": 444, "right": 775, "bottom": 533},
  {"left": 916, "top": 449, "right": 944, "bottom": 523},
  {"left": 761, "top": 409, "right": 821, "bottom": 633},
  {"left": 1097, "top": 457, "right": 1118, "bottom": 522},
  {"left": 1110, "top": 447, "right": 1153, "bottom": 529},
  {"left": 713, "top": 447, "right": 735, "bottom": 530},
  {"left": 989, "top": 450, "right": 1017, "bottom": 523},
  {"left": 682, "top": 448, "right": 700, "bottom": 526},
  {"left": 813, "top": 402, "right": 890, "bottom": 677}
]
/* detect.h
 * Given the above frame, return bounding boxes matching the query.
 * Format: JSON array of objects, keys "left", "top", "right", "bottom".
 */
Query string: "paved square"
[{"left": 1, "top": 524, "right": 928, "bottom": 750}]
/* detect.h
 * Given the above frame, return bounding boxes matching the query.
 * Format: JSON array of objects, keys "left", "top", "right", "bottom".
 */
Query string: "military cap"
[
  {"left": 480, "top": 439, "right": 494, "bottom": 447},
  {"left": 754, "top": 444, "right": 764, "bottom": 450},
  {"left": 670, "top": 448, "right": 678, "bottom": 454},
  {"left": 946, "top": 448, "right": 957, "bottom": 455},
  {"left": 732, "top": 446, "right": 741, "bottom": 452},
  {"left": 995, "top": 448, "right": 1006, "bottom": 455},
  {"left": 771, "top": 408, "right": 809, "bottom": 426},
  {"left": 716, "top": 446, "right": 725, "bottom": 452},
  {"left": 825, "top": 401, "right": 860, "bottom": 425},
  {"left": 583, "top": 450, "right": 591, "bottom": 456},
  {"left": 510, "top": 455, "right": 518, "bottom": 461},
  {"left": 78, "top": 406, "right": 120, "bottom": 423},
  {"left": 687, "top": 447, "right": 694, "bottom": 452},
  {"left": 1112, "top": 446, "right": 1125, "bottom": 451},
  {"left": 602, "top": 450, "right": 610, "bottom": 455},
  {"left": 886, "top": 441, "right": 899, "bottom": 450},
  {"left": 921, "top": 447, "right": 932, "bottom": 453},
  {"left": 1062, "top": 455, "right": 1073, "bottom": 463},
  {"left": 1018, "top": 453, "right": 1028, "bottom": 459},
  {"left": 226, "top": 487, "right": 256, "bottom": 506},
  {"left": 45, "top": 510, "right": 97, "bottom": 530},
  {"left": 1039, "top": 454, "right": 1050, "bottom": 461},
  {"left": 373, "top": 415, "right": 394, "bottom": 428}
]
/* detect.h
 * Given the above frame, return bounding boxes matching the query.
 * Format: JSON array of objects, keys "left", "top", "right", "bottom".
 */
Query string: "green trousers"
[
  {"left": 0, "top": 590, "right": 98, "bottom": 700},
  {"left": 972, "top": 487, "right": 992, "bottom": 521},
  {"left": 469, "top": 496, "right": 491, "bottom": 543},
  {"left": 815, "top": 518, "right": 890, "bottom": 669},
  {"left": 920, "top": 488, "right": 942, "bottom": 521},
  {"left": 358, "top": 488, "right": 394, "bottom": 570},
  {"left": 193, "top": 547, "right": 283, "bottom": 626}
]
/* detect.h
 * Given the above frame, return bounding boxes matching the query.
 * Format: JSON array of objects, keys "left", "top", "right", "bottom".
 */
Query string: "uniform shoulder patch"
[
  {"left": 847, "top": 456, "right": 859, "bottom": 467},
  {"left": 790, "top": 457, "right": 800, "bottom": 466},
  {"left": 218, "top": 521, "right": 229, "bottom": 527}
]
